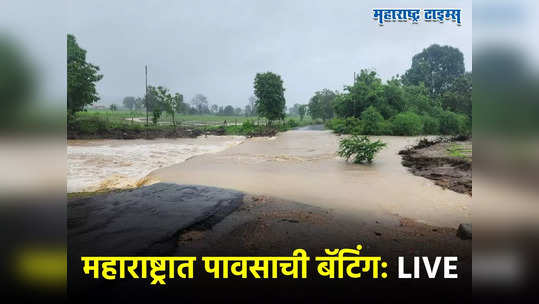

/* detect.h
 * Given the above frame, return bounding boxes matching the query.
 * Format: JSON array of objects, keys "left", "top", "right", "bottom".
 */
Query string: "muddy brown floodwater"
[
  {"left": 67, "top": 136, "right": 245, "bottom": 193},
  {"left": 151, "top": 130, "right": 471, "bottom": 228}
]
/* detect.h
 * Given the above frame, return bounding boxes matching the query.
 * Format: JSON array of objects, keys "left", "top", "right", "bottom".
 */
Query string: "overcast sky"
[{"left": 67, "top": 0, "right": 471, "bottom": 107}]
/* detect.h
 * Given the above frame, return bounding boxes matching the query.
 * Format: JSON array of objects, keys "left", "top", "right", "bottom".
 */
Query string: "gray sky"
[{"left": 68, "top": 0, "right": 471, "bottom": 107}]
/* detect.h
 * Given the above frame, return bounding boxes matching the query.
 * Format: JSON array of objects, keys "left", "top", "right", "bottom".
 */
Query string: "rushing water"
[
  {"left": 67, "top": 130, "right": 471, "bottom": 228},
  {"left": 150, "top": 130, "right": 471, "bottom": 228},
  {"left": 67, "top": 136, "right": 245, "bottom": 193}
]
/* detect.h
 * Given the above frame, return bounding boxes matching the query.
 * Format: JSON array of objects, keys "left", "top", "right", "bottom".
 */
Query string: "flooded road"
[
  {"left": 67, "top": 130, "right": 471, "bottom": 228},
  {"left": 67, "top": 136, "right": 244, "bottom": 193},
  {"left": 151, "top": 130, "right": 470, "bottom": 228}
]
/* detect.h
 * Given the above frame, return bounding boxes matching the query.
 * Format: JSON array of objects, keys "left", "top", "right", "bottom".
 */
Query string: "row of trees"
[
  {"left": 67, "top": 33, "right": 287, "bottom": 126},
  {"left": 122, "top": 93, "right": 256, "bottom": 117},
  {"left": 304, "top": 44, "right": 471, "bottom": 135}
]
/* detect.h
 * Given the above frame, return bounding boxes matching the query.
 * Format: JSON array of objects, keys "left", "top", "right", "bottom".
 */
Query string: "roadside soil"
[
  {"left": 67, "top": 125, "right": 279, "bottom": 140},
  {"left": 399, "top": 137, "right": 472, "bottom": 195}
]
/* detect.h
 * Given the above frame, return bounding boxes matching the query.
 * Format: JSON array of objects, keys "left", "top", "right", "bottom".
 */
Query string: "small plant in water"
[{"left": 338, "top": 135, "right": 386, "bottom": 163}]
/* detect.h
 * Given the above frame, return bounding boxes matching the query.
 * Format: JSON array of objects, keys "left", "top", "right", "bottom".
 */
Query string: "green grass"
[
  {"left": 71, "top": 110, "right": 316, "bottom": 137},
  {"left": 80, "top": 109, "right": 315, "bottom": 127},
  {"left": 447, "top": 144, "right": 472, "bottom": 158}
]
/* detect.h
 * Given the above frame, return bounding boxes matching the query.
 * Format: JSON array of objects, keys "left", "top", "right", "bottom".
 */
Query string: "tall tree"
[
  {"left": 253, "top": 72, "right": 286, "bottom": 124},
  {"left": 191, "top": 94, "right": 209, "bottom": 114},
  {"left": 134, "top": 97, "right": 145, "bottom": 110},
  {"left": 333, "top": 69, "right": 384, "bottom": 118},
  {"left": 122, "top": 96, "right": 136, "bottom": 110},
  {"left": 146, "top": 86, "right": 163, "bottom": 124},
  {"left": 441, "top": 72, "right": 472, "bottom": 117},
  {"left": 308, "top": 89, "right": 336, "bottom": 121},
  {"left": 174, "top": 93, "right": 186, "bottom": 114},
  {"left": 67, "top": 34, "right": 103, "bottom": 116},
  {"left": 402, "top": 44, "right": 465, "bottom": 97},
  {"left": 223, "top": 105, "right": 235, "bottom": 116}
]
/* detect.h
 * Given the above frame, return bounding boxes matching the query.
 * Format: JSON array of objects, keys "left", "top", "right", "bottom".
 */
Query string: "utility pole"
[
  {"left": 145, "top": 65, "right": 149, "bottom": 127},
  {"left": 353, "top": 71, "right": 356, "bottom": 83}
]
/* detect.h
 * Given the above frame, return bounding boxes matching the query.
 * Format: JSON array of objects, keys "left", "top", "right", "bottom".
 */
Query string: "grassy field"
[
  {"left": 78, "top": 109, "right": 314, "bottom": 126},
  {"left": 70, "top": 109, "right": 317, "bottom": 138}
]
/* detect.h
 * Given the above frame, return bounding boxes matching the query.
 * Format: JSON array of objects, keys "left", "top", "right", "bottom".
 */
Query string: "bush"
[
  {"left": 422, "top": 115, "right": 440, "bottom": 134},
  {"left": 360, "top": 106, "right": 385, "bottom": 135},
  {"left": 325, "top": 117, "right": 361, "bottom": 134},
  {"left": 337, "top": 135, "right": 386, "bottom": 163},
  {"left": 377, "top": 120, "right": 393, "bottom": 135},
  {"left": 391, "top": 112, "right": 423, "bottom": 136},
  {"left": 439, "top": 111, "right": 467, "bottom": 135},
  {"left": 286, "top": 119, "right": 298, "bottom": 128}
]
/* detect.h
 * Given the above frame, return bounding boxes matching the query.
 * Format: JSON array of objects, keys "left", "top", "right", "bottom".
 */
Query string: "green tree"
[
  {"left": 441, "top": 72, "right": 472, "bottom": 117},
  {"left": 191, "top": 94, "right": 209, "bottom": 114},
  {"left": 222, "top": 105, "right": 235, "bottom": 116},
  {"left": 298, "top": 105, "right": 307, "bottom": 121},
  {"left": 135, "top": 97, "right": 145, "bottom": 110},
  {"left": 109, "top": 104, "right": 117, "bottom": 111},
  {"left": 253, "top": 72, "right": 286, "bottom": 124},
  {"left": 67, "top": 34, "right": 103, "bottom": 116},
  {"left": 333, "top": 70, "right": 384, "bottom": 118},
  {"left": 122, "top": 96, "right": 136, "bottom": 110},
  {"left": 146, "top": 86, "right": 163, "bottom": 125},
  {"left": 402, "top": 44, "right": 465, "bottom": 97},
  {"left": 308, "top": 89, "right": 336, "bottom": 121},
  {"left": 402, "top": 83, "right": 439, "bottom": 116},
  {"left": 378, "top": 78, "right": 405, "bottom": 119},
  {"left": 155, "top": 86, "right": 177, "bottom": 126},
  {"left": 174, "top": 93, "right": 187, "bottom": 114}
]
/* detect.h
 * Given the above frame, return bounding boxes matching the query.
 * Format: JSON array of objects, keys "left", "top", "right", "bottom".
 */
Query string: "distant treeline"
[{"left": 119, "top": 93, "right": 258, "bottom": 120}]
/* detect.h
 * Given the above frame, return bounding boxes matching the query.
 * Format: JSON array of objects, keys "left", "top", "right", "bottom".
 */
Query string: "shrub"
[
  {"left": 325, "top": 117, "right": 361, "bottom": 134},
  {"left": 337, "top": 135, "right": 386, "bottom": 163},
  {"left": 391, "top": 112, "right": 423, "bottom": 136},
  {"left": 439, "top": 111, "right": 467, "bottom": 135},
  {"left": 360, "top": 106, "right": 385, "bottom": 135},
  {"left": 287, "top": 119, "right": 298, "bottom": 128},
  {"left": 378, "top": 120, "right": 393, "bottom": 135},
  {"left": 422, "top": 115, "right": 440, "bottom": 134}
]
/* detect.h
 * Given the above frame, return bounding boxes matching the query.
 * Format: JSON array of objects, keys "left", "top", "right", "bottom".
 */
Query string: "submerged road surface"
[{"left": 151, "top": 130, "right": 471, "bottom": 228}]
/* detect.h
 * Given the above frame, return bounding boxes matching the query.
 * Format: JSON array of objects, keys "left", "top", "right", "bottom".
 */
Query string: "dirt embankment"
[
  {"left": 399, "top": 137, "right": 472, "bottom": 195},
  {"left": 67, "top": 125, "right": 281, "bottom": 140}
]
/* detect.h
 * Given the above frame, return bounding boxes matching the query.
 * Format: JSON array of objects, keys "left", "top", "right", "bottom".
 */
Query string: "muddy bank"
[
  {"left": 67, "top": 124, "right": 279, "bottom": 140},
  {"left": 68, "top": 125, "right": 212, "bottom": 140},
  {"left": 399, "top": 137, "right": 472, "bottom": 195}
]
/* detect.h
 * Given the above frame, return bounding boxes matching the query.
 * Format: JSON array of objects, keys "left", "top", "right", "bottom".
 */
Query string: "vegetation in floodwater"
[{"left": 338, "top": 135, "right": 387, "bottom": 164}]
